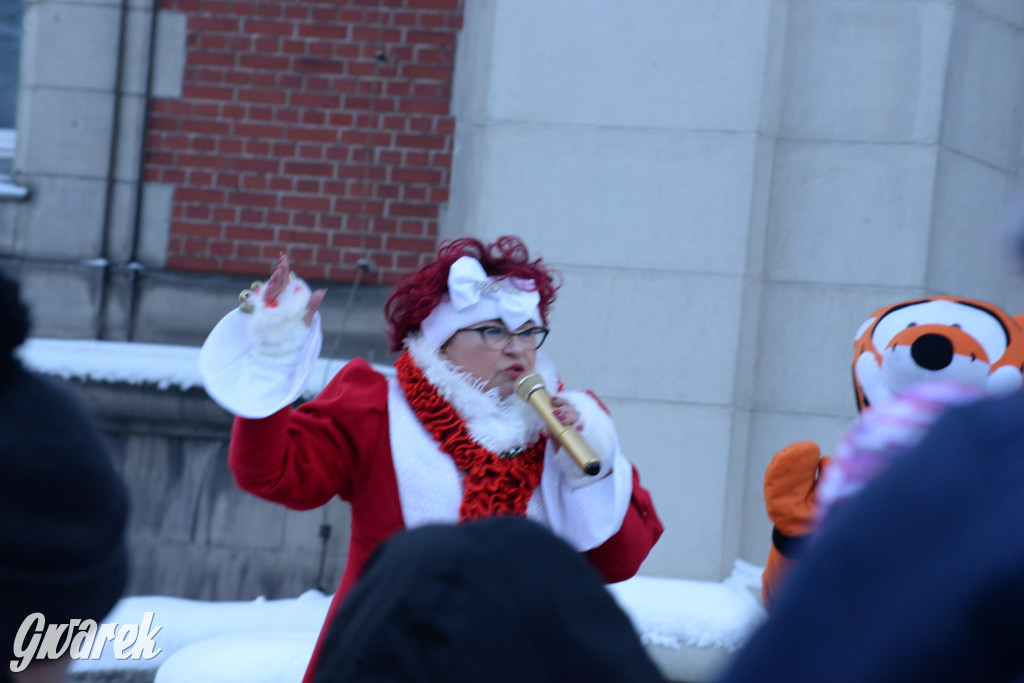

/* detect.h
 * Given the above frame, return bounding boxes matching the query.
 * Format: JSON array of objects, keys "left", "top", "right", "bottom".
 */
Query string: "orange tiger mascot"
[{"left": 761, "top": 296, "right": 1024, "bottom": 609}]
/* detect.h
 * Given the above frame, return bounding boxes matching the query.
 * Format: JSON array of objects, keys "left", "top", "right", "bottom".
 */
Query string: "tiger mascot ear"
[{"left": 852, "top": 296, "right": 1024, "bottom": 412}]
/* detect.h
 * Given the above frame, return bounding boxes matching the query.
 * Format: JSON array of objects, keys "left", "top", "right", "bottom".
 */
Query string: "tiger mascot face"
[{"left": 852, "top": 296, "right": 1024, "bottom": 411}]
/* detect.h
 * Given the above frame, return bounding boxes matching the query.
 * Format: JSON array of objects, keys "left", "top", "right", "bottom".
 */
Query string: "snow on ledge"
[
  {"left": 69, "top": 562, "right": 765, "bottom": 682},
  {"left": 69, "top": 591, "right": 331, "bottom": 675},
  {"left": 17, "top": 338, "right": 395, "bottom": 397},
  {"left": 609, "top": 560, "right": 766, "bottom": 655}
]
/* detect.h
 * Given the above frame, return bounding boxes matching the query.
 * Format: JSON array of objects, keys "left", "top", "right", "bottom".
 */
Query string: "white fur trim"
[
  {"left": 388, "top": 346, "right": 631, "bottom": 551},
  {"left": 198, "top": 308, "right": 322, "bottom": 419},
  {"left": 198, "top": 274, "right": 322, "bottom": 418},
  {"left": 388, "top": 377, "right": 463, "bottom": 527},
  {"left": 405, "top": 333, "right": 547, "bottom": 454},
  {"left": 536, "top": 433, "right": 633, "bottom": 552}
]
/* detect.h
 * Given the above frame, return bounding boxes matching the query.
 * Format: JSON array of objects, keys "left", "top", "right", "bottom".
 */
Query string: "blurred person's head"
[
  {"left": 314, "top": 517, "right": 666, "bottom": 683},
  {"left": 0, "top": 266, "right": 29, "bottom": 378},
  {"left": 0, "top": 269, "right": 129, "bottom": 681}
]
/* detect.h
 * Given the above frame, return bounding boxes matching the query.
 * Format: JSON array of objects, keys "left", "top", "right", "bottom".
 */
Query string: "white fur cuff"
[{"left": 198, "top": 277, "right": 323, "bottom": 419}]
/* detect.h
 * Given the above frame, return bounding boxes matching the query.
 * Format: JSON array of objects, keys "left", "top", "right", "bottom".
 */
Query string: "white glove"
[
  {"left": 550, "top": 390, "right": 617, "bottom": 489},
  {"left": 242, "top": 275, "right": 316, "bottom": 365}
]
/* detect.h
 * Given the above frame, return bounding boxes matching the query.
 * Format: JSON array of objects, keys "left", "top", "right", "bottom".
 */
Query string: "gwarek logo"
[{"left": 10, "top": 612, "right": 162, "bottom": 673}]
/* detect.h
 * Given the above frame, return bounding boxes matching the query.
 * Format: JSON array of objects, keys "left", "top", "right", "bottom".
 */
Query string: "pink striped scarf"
[{"left": 816, "top": 381, "right": 989, "bottom": 525}]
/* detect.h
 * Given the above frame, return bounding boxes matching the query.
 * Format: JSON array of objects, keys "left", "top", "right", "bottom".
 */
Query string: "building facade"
[{"left": 2, "top": 0, "right": 1024, "bottom": 594}]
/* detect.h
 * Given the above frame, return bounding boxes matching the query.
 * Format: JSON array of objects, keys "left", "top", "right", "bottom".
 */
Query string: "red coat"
[{"left": 228, "top": 358, "right": 663, "bottom": 683}]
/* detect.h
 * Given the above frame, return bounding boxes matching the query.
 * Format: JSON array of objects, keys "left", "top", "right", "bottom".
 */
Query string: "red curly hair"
[{"left": 384, "top": 236, "right": 560, "bottom": 352}]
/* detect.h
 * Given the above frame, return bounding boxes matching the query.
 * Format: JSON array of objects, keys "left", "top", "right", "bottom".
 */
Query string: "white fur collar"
[{"left": 405, "top": 334, "right": 544, "bottom": 454}]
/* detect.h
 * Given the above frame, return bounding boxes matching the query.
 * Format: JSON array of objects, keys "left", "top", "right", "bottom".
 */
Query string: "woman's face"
[{"left": 442, "top": 320, "right": 542, "bottom": 397}]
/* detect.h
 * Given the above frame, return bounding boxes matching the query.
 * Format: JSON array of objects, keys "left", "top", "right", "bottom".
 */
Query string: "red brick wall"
[{"left": 146, "top": 0, "right": 463, "bottom": 286}]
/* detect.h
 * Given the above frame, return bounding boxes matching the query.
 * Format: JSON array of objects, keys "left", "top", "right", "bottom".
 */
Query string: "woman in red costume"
[{"left": 199, "top": 235, "right": 663, "bottom": 682}]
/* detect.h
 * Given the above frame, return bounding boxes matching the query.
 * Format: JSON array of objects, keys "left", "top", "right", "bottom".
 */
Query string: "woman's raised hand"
[{"left": 263, "top": 254, "right": 327, "bottom": 327}]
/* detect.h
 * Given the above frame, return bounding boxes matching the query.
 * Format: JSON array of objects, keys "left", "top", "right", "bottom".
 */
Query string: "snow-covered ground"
[{"left": 21, "top": 338, "right": 766, "bottom": 682}]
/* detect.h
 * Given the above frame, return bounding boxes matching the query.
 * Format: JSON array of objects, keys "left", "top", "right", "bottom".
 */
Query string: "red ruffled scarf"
[{"left": 394, "top": 351, "right": 546, "bottom": 522}]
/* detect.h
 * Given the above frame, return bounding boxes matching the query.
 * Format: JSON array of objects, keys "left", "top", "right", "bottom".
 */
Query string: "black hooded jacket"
[
  {"left": 0, "top": 269, "right": 129, "bottom": 669},
  {"left": 717, "top": 393, "right": 1024, "bottom": 682}
]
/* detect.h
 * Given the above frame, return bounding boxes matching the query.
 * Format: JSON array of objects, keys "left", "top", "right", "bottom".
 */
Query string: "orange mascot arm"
[{"left": 761, "top": 440, "right": 831, "bottom": 610}]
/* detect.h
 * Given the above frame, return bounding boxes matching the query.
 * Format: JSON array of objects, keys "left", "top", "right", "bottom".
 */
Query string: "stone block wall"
[
  {"left": 71, "top": 379, "right": 351, "bottom": 602},
  {"left": 447, "top": 0, "right": 1024, "bottom": 581}
]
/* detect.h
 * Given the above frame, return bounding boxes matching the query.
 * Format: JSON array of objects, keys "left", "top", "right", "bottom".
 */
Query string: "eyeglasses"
[{"left": 457, "top": 325, "right": 550, "bottom": 350}]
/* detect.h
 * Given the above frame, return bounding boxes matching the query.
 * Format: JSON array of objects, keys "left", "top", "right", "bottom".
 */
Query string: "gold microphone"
[{"left": 514, "top": 373, "right": 601, "bottom": 476}]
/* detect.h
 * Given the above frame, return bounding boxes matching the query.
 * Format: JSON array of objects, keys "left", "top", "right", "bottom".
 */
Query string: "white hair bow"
[{"left": 447, "top": 256, "right": 540, "bottom": 330}]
